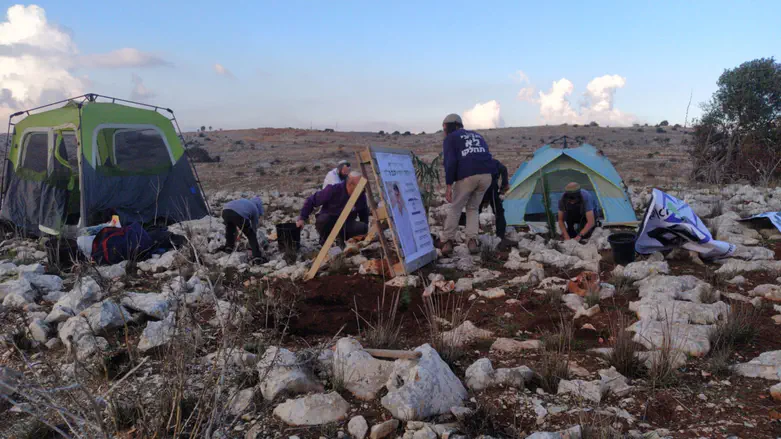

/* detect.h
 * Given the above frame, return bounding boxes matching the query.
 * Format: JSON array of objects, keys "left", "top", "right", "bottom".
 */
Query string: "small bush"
[
  {"left": 538, "top": 318, "right": 572, "bottom": 393},
  {"left": 402, "top": 131, "right": 412, "bottom": 136},
  {"left": 378, "top": 130, "right": 385, "bottom": 135},
  {"left": 648, "top": 319, "right": 680, "bottom": 387},
  {"left": 706, "top": 347, "right": 733, "bottom": 377},
  {"left": 656, "top": 127, "right": 666, "bottom": 134},
  {"left": 589, "top": 121, "right": 599, "bottom": 127},
  {"left": 610, "top": 275, "right": 633, "bottom": 295},
  {"left": 392, "top": 131, "right": 401, "bottom": 135},
  {"left": 355, "top": 286, "right": 403, "bottom": 349},
  {"left": 608, "top": 314, "right": 643, "bottom": 377},
  {"left": 659, "top": 120, "right": 669, "bottom": 127},
  {"left": 709, "top": 304, "right": 759, "bottom": 354},
  {"left": 323, "top": 128, "right": 335, "bottom": 133}
]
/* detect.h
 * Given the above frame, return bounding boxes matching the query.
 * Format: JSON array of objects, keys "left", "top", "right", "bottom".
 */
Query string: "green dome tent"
[
  {"left": 1, "top": 94, "right": 209, "bottom": 236},
  {"left": 503, "top": 141, "right": 636, "bottom": 227}
]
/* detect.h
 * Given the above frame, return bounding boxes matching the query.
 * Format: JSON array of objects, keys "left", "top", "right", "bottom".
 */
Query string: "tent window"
[
  {"left": 110, "top": 128, "right": 172, "bottom": 172},
  {"left": 59, "top": 132, "right": 79, "bottom": 169},
  {"left": 20, "top": 132, "right": 49, "bottom": 172}
]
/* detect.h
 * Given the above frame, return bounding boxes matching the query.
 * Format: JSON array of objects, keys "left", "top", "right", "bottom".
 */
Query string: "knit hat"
[
  {"left": 442, "top": 113, "right": 462, "bottom": 125},
  {"left": 564, "top": 182, "right": 581, "bottom": 193}
]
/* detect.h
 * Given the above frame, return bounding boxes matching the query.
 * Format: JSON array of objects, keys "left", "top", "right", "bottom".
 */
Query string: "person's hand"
[
  {"left": 445, "top": 186, "right": 453, "bottom": 203},
  {"left": 296, "top": 218, "right": 304, "bottom": 228},
  {"left": 563, "top": 235, "right": 571, "bottom": 241}
]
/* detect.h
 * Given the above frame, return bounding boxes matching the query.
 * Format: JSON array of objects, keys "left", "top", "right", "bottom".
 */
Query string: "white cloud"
[
  {"left": 130, "top": 73, "right": 154, "bottom": 101},
  {"left": 214, "top": 63, "right": 234, "bottom": 78},
  {"left": 516, "top": 70, "right": 530, "bottom": 84},
  {"left": 528, "top": 74, "right": 635, "bottom": 126},
  {"left": 0, "top": 5, "right": 169, "bottom": 121},
  {"left": 0, "top": 5, "right": 85, "bottom": 120},
  {"left": 463, "top": 100, "right": 505, "bottom": 130},
  {"left": 517, "top": 86, "right": 537, "bottom": 102},
  {"left": 80, "top": 48, "right": 169, "bottom": 68}
]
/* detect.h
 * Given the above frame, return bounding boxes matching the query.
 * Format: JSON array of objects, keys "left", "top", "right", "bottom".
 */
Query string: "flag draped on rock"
[
  {"left": 739, "top": 212, "right": 781, "bottom": 233},
  {"left": 636, "top": 189, "right": 735, "bottom": 260}
]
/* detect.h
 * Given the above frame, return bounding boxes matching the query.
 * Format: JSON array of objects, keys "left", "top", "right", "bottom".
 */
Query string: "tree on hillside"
[
  {"left": 200, "top": 125, "right": 206, "bottom": 132},
  {"left": 691, "top": 57, "right": 781, "bottom": 185},
  {"left": 659, "top": 120, "right": 669, "bottom": 126}
]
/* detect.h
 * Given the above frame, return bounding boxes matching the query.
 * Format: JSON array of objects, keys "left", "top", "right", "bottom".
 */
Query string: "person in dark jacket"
[
  {"left": 297, "top": 172, "right": 369, "bottom": 245},
  {"left": 218, "top": 196, "right": 266, "bottom": 263},
  {"left": 479, "top": 158, "right": 509, "bottom": 239},
  {"left": 441, "top": 113, "right": 495, "bottom": 256},
  {"left": 557, "top": 182, "right": 598, "bottom": 242}
]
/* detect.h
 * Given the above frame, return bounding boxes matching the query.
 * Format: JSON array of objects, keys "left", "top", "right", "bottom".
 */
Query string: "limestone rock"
[
  {"left": 334, "top": 337, "right": 394, "bottom": 401},
  {"left": 716, "top": 259, "right": 781, "bottom": 275},
  {"left": 475, "top": 287, "right": 505, "bottom": 299},
  {"left": 612, "top": 261, "right": 669, "bottom": 281},
  {"left": 770, "top": 383, "right": 781, "bottom": 402},
  {"left": 574, "top": 305, "right": 600, "bottom": 320},
  {"left": 441, "top": 321, "right": 493, "bottom": 347},
  {"left": 465, "top": 358, "right": 531, "bottom": 391},
  {"left": 121, "top": 292, "right": 172, "bottom": 319},
  {"left": 490, "top": 338, "right": 542, "bottom": 354},
  {"left": 599, "top": 367, "right": 632, "bottom": 397},
  {"left": 59, "top": 316, "right": 109, "bottom": 361},
  {"left": 28, "top": 318, "right": 50, "bottom": 343},
  {"left": 138, "top": 313, "right": 176, "bottom": 352},
  {"left": 385, "top": 276, "right": 420, "bottom": 288},
  {"left": 733, "top": 351, "right": 781, "bottom": 380},
  {"left": 46, "top": 277, "right": 103, "bottom": 324},
  {"left": 472, "top": 268, "right": 501, "bottom": 285},
  {"left": 636, "top": 274, "right": 713, "bottom": 303},
  {"left": 629, "top": 299, "right": 729, "bottom": 324},
  {"left": 348, "top": 416, "right": 369, "bottom": 439},
  {"left": 273, "top": 392, "right": 350, "bottom": 426},
  {"left": 97, "top": 261, "right": 128, "bottom": 279},
  {"left": 370, "top": 419, "right": 399, "bottom": 439},
  {"left": 20, "top": 272, "right": 62, "bottom": 292},
  {"left": 454, "top": 278, "right": 474, "bottom": 293},
  {"left": 628, "top": 319, "right": 712, "bottom": 357},
  {"left": 749, "top": 284, "right": 781, "bottom": 302},
  {"left": 228, "top": 388, "right": 255, "bottom": 416},
  {"left": 257, "top": 346, "right": 324, "bottom": 401},
  {"left": 381, "top": 344, "right": 467, "bottom": 420},
  {"left": 526, "top": 425, "right": 582, "bottom": 439},
  {"left": 557, "top": 379, "right": 603, "bottom": 403},
  {"left": 80, "top": 299, "right": 132, "bottom": 332}
]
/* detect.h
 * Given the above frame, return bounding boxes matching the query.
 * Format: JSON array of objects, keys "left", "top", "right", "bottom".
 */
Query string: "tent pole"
[
  {"left": 540, "top": 170, "right": 555, "bottom": 240},
  {"left": 170, "top": 114, "right": 211, "bottom": 215},
  {"left": 0, "top": 117, "right": 13, "bottom": 209}
]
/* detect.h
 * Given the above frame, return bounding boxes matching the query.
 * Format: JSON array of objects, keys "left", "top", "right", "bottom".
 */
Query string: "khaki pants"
[{"left": 443, "top": 173, "right": 492, "bottom": 241}]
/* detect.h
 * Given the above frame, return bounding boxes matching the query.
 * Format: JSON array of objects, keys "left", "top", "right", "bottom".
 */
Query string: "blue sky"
[{"left": 2, "top": 1, "right": 780, "bottom": 132}]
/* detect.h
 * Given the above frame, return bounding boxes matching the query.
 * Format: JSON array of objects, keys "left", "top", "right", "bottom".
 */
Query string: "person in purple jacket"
[
  {"left": 440, "top": 113, "right": 495, "bottom": 256},
  {"left": 296, "top": 171, "right": 369, "bottom": 246}
]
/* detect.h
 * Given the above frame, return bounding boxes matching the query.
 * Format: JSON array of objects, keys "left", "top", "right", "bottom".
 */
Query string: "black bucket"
[
  {"left": 276, "top": 223, "right": 301, "bottom": 252},
  {"left": 607, "top": 232, "right": 636, "bottom": 266}
]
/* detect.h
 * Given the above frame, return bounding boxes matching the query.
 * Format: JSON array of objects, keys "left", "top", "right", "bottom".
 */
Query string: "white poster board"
[{"left": 373, "top": 149, "right": 437, "bottom": 273}]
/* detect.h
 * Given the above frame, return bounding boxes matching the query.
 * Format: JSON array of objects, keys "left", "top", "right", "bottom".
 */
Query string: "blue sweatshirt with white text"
[{"left": 442, "top": 129, "right": 495, "bottom": 185}]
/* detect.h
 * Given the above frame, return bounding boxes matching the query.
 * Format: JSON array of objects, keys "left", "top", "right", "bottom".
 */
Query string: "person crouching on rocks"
[
  {"left": 557, "top": 182, "right": 597, "bottom": 242},
  {"left": 297, "top": 171, "right": 369, "bottom": 247},
  {"left": 217, "top": 196, "right": 268, "bottom": 264}
]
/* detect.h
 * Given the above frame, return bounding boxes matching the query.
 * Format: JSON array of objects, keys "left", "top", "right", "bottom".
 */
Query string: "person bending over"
[
  {"left": 557, "top": 182, "right": 597, "bottom": 242},
  {"left": 219, "top": 196, "right": 267, "bottom": 263},
  {"left": 298, "top": 171, "right": 369, "bottom": 246}
]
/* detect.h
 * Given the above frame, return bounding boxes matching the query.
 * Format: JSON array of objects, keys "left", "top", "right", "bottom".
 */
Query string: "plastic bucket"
[
  {"left": 607, "top": 232, "right": 636, "bottom": 266},
  {"left": 276, "top": 222, "right": 301, "bottom": 252}
]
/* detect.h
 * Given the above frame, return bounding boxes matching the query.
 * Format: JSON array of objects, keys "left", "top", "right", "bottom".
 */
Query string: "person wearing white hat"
[
  {"left": 322, "top": 160, "right": 351, "bottom": 189},
  {"left": 440, "top": 113, "right": 496, "bottom": 256}
]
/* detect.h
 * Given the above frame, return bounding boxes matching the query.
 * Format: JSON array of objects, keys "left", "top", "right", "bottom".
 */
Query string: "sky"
[{"left": 1, "top": 1, "right": 780, "bottom": 133}]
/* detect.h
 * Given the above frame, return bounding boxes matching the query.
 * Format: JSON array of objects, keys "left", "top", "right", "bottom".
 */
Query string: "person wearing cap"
[
  {"left": 440, "top": 113, "right": 496, "bottom": 256},
  {"left": 557, "top": 182, "right": 598, "bottom": 242},
  {"left": 323, "top": 160, "right": 351, "bottom": 189},
  {"left": 297, "top": 171, "right": 369, "bottom": 246},
  {"left": 479, "top": 158, "right": 509, "bottom": 240},
  {"left": 218, "top": 196, "right": 267, "bottom": 263}
]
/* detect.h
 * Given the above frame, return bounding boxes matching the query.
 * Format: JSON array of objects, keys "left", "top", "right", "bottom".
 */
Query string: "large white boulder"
[
  {"left": 716, "top": 259, "right": 781, "bottom": 275},
  {"left": 121, "top": 292, "right": 172, "bottom": 319},
  {"left": 46, "top": 277, "right": 103, "bottom": 324},
  {"left": 59, "top": 316, "right": 109, "bottom": 361},
  {"left": 81, "top": 300, "right": 132, "bottom": 332},
  {"left": 334, "top": 338, "right": 394, "bottom": 401},
  {"left": 138, "top": 313, "right": 176, "bottom": 352},
  {"left": 273, "top": 392, "right": 350, "bottom": 426},
  {"left": 381, "top": 344, "right": 467, "bottom": 420},
  {"left": 629, "top": 298, "right": 730, "bottom": 324},
  {"left": 530, "top": 249, "right": 597, "bottom": 272},
  {"left": 635, "top": 275, "right": 713, "bottom": 303},
  {"left": 628, "top": 319, "right": 712, "bottom": 357},
  {"left": 20, "top": 272, "right": 63, "bottom": 292},
  {"left": 612, "top": 261, "right": 669, "bottom": 281},
  {"left": 557, "top": 379, "right": 603, "bottom": 403},
  {"left": 464, "top": 358, "right": 531, "bottom": 391},
  {"left": 733, "top": 351, "right": 781, "bottom": 380},
  {"left": 257, "top": 346, "right": 324, "bottom": 401}
]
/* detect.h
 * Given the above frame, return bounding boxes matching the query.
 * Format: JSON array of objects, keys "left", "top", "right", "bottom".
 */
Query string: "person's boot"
[
  {"left": 440, "top": 240, "right": 454, "bottom": 257},
  {"left": 467, "top": 238, "right": 480, "bottom": 254}
]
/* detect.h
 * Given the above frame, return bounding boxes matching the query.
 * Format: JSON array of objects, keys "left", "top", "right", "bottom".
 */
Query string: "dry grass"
[
  {"left": 610, "top": 275, "right": 633, "bottom": 296},
  {"left": 709, "top": 303, "right": 759, "bottom": 354},
  {"left": 354, "top": 284, "right": 403, "bottom": 349},
  {"left": 421, "top": 290, "right": 472, "bottom": 367},
  {"left": 538, "top": 317, "right": 572, "bottom": 394},
  {"left": 648, "top": 318, "right": 680, "bottom": 388},
  {"left": 608, "top": 314, "right": 643, "bottom": 378}
]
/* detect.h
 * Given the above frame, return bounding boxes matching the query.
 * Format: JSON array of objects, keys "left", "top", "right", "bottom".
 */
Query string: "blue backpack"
[{"left": 92, "top": 222, "right": 153, "bottom": 265}]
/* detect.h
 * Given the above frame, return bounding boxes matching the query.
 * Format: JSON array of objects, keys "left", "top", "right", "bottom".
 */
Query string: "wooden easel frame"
[{"left": 360, "top": 146, "right": 437, "bottom": 274}]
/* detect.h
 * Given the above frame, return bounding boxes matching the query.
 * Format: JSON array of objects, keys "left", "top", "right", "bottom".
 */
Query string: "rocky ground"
[{"left": 1, "top": 127, "right": 781, "bottom": 439}]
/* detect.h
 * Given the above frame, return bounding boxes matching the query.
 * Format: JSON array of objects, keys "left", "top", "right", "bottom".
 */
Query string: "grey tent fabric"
[
  {"left": 81, "top": 158, "right": 208, "bottom": 225},
  {"left": 0, "top": 167, "right": 43, "bottom": 235}
]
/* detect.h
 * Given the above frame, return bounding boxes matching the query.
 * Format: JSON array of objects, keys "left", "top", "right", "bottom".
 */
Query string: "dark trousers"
[
  {"left": 479, "top": 184, "right": 506, "bottom": 238},
  {"left": 222, "top": 209, "right": 262, "bottom": 258},
  {"left": 315, "top": 213, "right": 368, "bottom": 245},
  {"left": 565, "top": 218, "right": 595, "bottom": 240}
]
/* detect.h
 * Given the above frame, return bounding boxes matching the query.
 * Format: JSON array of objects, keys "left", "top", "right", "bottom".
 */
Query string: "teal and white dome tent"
[{"left": 503, "top": 138, "right": 637, "bottom": 227}]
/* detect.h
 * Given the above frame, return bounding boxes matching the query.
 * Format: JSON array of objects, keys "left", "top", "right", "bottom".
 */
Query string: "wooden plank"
[
  {"left": 364, "top": 348, "right": 422, "bottom": 360},
  {"left": 304, "top": 177, "right": 368, "bottom": 281},
  {"left": 356, "top": 149, "right": 401, "bottom": 277}
]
